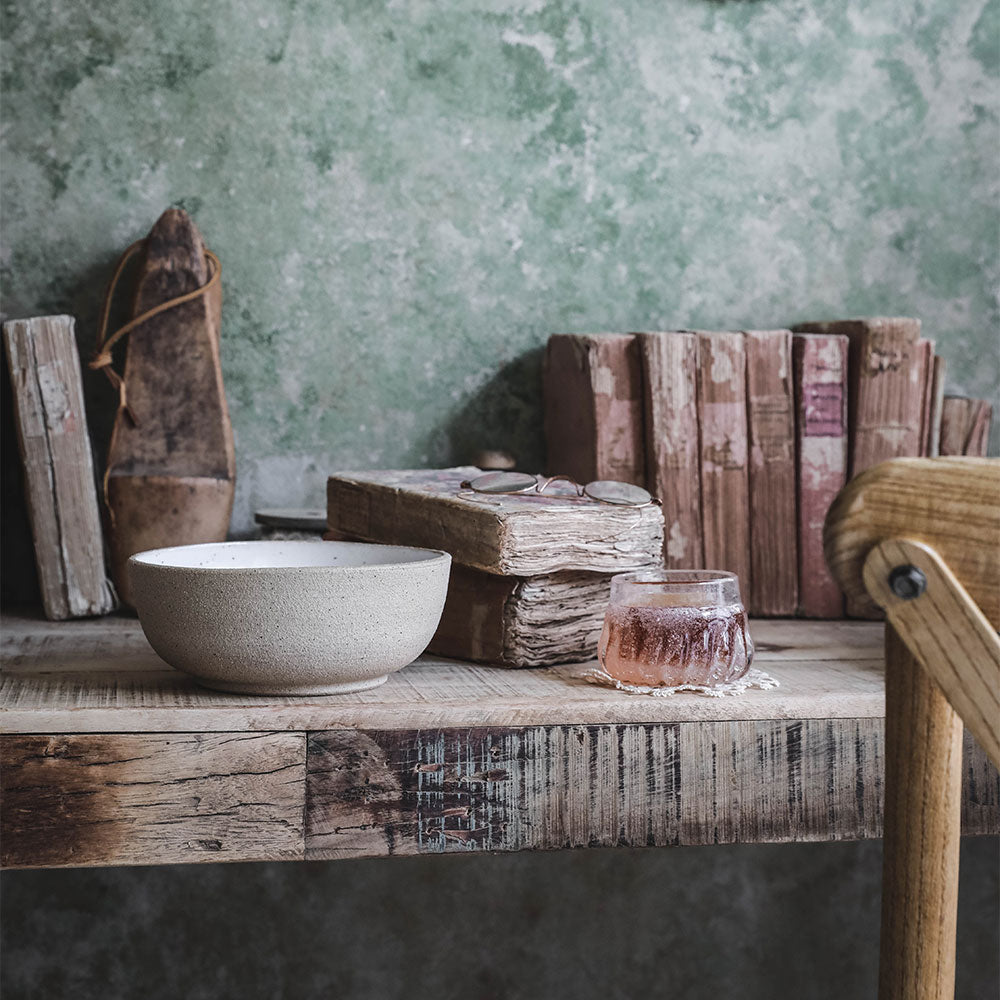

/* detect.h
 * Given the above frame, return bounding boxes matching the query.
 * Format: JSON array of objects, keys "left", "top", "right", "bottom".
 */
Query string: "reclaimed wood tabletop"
[{"left": 1, "top": 612, "right": 996, "bottom": 869}]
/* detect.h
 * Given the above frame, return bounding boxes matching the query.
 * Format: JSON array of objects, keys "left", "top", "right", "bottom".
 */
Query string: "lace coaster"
[{"left": 582, "top": 666, "right": 779, "bottom": 698}]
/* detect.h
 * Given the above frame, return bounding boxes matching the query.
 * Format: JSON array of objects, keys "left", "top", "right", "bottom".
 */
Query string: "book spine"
[
  {"left": 940, "top": 397, "right": 993, "bottom": 456},
  {"left": 544, "top": 334, "right": 645, "bottom": 485},
  {"left": 697, "top": 332, "right": 751, "bottom": 588},
  {"left": 793, "top": 334, "right": 848, "bottom": 619},
  {"left": 938, "top": 397, "right": 970, "bottom": 455},
  {"left": 427, "top": 564, "right": 515, "bottom": 663},
  {"left": 744, "top": 330, "right": 797, "bottom": 616},
  {"left": 917, "top": 339, "right": 935, "bottom": 456},
  {"left": 928, "top": 355, "right": 946, "bottom": 457},
  {"left": 3, "top": 315, "right": 117, "bottom": 619},
  {"left": 637, "top": 332, "right": 702, "bottom": 568},
  {"left": 793, "top": 318, "right": 923, "bottom": 477},
  {"left": 966, "top": 402, "right": 993, "bottom": 456}
]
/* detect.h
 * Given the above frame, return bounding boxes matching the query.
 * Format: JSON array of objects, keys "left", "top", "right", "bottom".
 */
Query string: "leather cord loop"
[{"left": 90, "top": 242, "right": 221, "bottom": 426}]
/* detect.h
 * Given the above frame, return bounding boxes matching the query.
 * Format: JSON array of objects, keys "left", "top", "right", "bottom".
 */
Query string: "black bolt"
[{"left": 888, "top": 564, "right": 927, "bottom": 600}]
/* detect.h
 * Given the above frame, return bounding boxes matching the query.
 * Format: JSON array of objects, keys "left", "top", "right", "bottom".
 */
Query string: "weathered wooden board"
[
  {"left": 1, "top": 613, "right": 996, "bottom": 869},
  {"left": 103, "top": 209, "right": 236, "bottom": 607},
  {"left": 3, "top": 316, "right": 116, "bottom": 619},
  {"left": 2, "top": 614, "right": 889, "bottom": 733},
  {"left": 306, "top": 724, "right": 997, "bottom": 860},
  {"left": 1, "top": 732, "right": 305, "bottom": 869}
]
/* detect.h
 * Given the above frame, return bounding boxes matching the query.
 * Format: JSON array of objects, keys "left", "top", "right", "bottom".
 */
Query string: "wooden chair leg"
[{"left": 879, "top": 624, "right": 964, "bottom": 1000}]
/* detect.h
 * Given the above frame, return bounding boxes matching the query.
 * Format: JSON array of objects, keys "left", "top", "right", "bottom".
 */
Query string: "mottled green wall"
[{"left": 2, "top": 0, "right": 998, "bottom": 534}]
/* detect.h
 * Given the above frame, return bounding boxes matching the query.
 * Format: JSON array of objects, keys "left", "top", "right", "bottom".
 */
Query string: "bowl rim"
[{"left": 128, "top": 539, "right": 452, "bottom": 574}]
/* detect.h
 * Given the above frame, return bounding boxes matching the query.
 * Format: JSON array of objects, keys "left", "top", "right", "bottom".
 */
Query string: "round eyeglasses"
[{"left": 459, "top": 472, "right": 660, "bottom": 508}]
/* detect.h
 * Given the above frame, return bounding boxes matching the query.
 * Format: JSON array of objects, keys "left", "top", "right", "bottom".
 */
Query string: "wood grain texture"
[
  {"left": 793, "top": 333, "right": 848, "bottom": 618},
  {"left": 863, "top": 538, "right": 1000, "bottom": 767},
  {"left": 1, "top": 616, "right": 997, "bottom": 870},
  {"left": 697, "top": 332, "right": 751, "bottom": 585},
  {"left": 106, "top": 209, "right": 235, "bottom": 604},
  {"left": 637, "top": 331, "right": 703, "bottom": 568},
  {"left": 1, "top": 614, "right": 892, "bottom": 734},
  {"left": 3, "top": 316, "right": 116, "bottom": 619},
  {"left": 1, "top": 732, "right": 305, "bottom": 869},
  {"left": 878, "top": 626, "right": 963, "bottom": 1000},
  {"left": 543, "top": 333, "right": 645, "bottom": 485},
  {"left": 824, "top": 457, "right": 1000, "bottom": 623},
  {"left": 744, "top": 329, "right": 797, "bottom": 615},
  {"left": 305, "top": 721, "right": 995, "bottom": 860}
]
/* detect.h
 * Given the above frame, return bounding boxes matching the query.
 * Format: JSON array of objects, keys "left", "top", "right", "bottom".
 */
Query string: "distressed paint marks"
[
  {"left": 0, "top": 0, "right": 996, "bottom": 545},
  {"left": 305, "top": 723, "right": 998, "bottom": 860}
]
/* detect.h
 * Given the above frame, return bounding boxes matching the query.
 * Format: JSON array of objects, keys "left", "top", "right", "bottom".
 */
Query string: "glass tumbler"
[{"left": 598, "top": 570, "right": 754, "bottom": 688}]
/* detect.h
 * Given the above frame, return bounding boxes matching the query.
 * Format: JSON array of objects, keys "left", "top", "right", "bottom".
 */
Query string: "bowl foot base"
[{"left": 194, "top": 674, "right": 389, "bottom": 696}]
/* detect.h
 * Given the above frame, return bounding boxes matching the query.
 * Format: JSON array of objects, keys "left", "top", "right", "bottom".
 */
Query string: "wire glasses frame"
[{"left": 459, "top": 472, "right": 661, "bottom": 508}]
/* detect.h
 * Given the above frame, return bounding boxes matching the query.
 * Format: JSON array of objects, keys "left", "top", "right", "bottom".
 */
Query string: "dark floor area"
[{"left": 2, "top": 837, "right": 997, "bottom": 1000}]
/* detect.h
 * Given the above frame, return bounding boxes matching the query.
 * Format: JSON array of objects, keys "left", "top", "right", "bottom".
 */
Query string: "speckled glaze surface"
[{"left": 128, "top": 541, "right": 451, "bottom": 695}]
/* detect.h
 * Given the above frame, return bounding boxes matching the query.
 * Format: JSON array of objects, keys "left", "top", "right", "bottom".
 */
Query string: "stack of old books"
[
  {"left": 544, "top": 319, "right": 993, "bottom": 619},
  {"left": 327, "top": 468, "right": 663, "bottom": 666}
]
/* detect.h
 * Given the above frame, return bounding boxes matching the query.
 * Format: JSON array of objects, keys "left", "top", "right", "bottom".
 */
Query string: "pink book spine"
[
  {"left": 793, "top": 318, "right": 923, "bottom": 476},
  {"left": 793, "top": 334, "right": 848, "bottom": 618}
]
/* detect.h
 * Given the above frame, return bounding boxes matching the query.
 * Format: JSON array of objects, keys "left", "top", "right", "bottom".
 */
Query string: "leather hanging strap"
[
  {"left": 90, "top": 238, "right": 222, "bottom": 519},
  {"left": 90, "top": 240, "right": 222, "bottom": 426}
]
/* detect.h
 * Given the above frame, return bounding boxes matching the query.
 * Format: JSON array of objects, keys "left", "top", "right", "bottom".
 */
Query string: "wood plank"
[
  {"left": 864, "top": 538, "right": 1000, "bottom": 767},
  {"left": 2, "top": 316, "right": 116, "bottom": 619},
  {"left": 1, "top": 614, "right": 889, "bottom": 734},
  {"left": 878, "top": 625, "right": 963, "bottom": 1000},
  {"left": 305, "top": 723, "right": 997, "bottom": 860},
  {"left": 0, "top": 732, "right": 305, "bottom": 869},
  {"left": 1, "top": 614, "right": 997, "bottom": 869}
]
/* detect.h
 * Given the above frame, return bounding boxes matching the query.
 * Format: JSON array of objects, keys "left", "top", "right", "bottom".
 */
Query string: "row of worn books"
[
  {"left": 327, "top": 468, "right": 664, "bottom": 667},
  {"left": 544, "top": 318, "right": 993, "bottom": 619}
]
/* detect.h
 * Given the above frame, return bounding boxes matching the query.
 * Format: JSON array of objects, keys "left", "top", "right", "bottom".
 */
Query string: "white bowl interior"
[{"left": 131, "top": 540, "right": 446, "bottom": 570}]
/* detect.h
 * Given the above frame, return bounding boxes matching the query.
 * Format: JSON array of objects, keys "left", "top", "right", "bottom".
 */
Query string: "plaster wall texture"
[{"left": 2, "top": 0, "right": 998, "bottom": 539}]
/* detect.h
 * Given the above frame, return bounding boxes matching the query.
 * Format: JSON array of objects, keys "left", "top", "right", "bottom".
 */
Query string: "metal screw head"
[{"left": 888, "top": 564, "right": 927, "bottom": 600}]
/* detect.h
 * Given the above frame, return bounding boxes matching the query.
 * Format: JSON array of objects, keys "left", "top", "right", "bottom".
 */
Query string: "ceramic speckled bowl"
[{"left": 129, "top": 540, "right": 451, "bottom": 695}]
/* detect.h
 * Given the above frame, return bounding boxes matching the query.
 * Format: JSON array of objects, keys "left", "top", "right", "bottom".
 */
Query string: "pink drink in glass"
[{"left": 598, "top": 571, "right": 754, "bottom": 687}]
